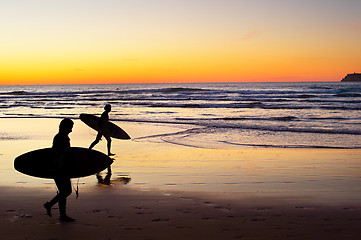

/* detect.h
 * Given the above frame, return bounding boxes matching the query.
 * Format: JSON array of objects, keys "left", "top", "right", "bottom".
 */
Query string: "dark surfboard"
[
  {"left": 80, "top": 113, "right": 131, "bottom": 140},
  {"left": 14, "top": 147, "right": 113, "bottom": 179}
]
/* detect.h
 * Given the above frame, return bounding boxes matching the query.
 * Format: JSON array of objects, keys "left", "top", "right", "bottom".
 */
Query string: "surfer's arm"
[{"left": 98, "top": 111, "right": 108, "bottom": 130}]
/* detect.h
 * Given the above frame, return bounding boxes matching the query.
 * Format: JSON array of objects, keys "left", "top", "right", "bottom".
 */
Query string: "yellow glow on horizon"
[{"left": 1, "top": 43, "right": 359, "bottom": 85}]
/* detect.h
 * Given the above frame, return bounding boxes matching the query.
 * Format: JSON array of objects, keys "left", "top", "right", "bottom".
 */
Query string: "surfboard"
[
  {"left": 14, "top": 147, "right": 113, "bottom": 179},
  {"left": 80, "top": 113, "right": 131, "bottom": 140}
]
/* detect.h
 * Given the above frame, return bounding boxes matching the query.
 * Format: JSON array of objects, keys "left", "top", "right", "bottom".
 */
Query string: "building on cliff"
[{"left": 341, "top": 73, "right": 361, "bottom": 82}]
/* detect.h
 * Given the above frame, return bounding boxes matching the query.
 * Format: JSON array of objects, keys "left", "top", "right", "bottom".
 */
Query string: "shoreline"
[{"left": 1, "top": 115, "right": 360, "bottom": 150}]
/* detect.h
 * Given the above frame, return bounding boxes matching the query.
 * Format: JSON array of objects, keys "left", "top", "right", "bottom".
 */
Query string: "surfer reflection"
[
  {"left": 96, "top": 172, "right": 131, "bottom": 186},
  {"left": 96, "top": 172, "right": 112, "bottom": 185},
  {"left": 44, "top": 118, "right": 75, "bottom": 222},
  {"left": 89, "top": 104, "right": 115, "bottom": 157}
]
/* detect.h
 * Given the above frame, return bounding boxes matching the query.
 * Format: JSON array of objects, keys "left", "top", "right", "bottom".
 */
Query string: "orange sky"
[{"left": 1, "top": 0, "right": 360, "bottom": 85}]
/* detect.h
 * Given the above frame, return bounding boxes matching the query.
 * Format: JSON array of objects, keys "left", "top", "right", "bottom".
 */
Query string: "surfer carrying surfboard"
[
  {"left": 89, "top": 104, "right": 116, "bottom": 157},
  {"left": 44, "top": 118, "right": 75, "bottom": 222}
]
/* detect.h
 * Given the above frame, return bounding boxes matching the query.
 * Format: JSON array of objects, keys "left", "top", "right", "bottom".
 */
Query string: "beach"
[
  {"left": 1, "top": 185, "right": 361, "bottom": 240},
  {"left": 1, "top": 117, "right": 361, "bottom": 239}
]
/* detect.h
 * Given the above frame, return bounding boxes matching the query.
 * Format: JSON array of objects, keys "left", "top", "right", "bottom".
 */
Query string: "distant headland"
[{"left": 341, "top": 73, "right": 361, "bottom": 82}]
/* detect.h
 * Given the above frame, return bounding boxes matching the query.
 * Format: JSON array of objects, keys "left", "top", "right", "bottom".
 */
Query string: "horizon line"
[{"left": 0, "top": 80, "right": 341, "bottom": 87}]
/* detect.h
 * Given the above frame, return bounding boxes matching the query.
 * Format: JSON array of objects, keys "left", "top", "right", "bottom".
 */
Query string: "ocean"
[{"left": 1, "top": 82, "right": 360, "bottom": 149}]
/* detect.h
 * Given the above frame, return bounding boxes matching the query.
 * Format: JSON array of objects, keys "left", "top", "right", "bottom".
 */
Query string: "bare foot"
[{"left": 44, "top": 202, "right": 52, "bottom": 217}]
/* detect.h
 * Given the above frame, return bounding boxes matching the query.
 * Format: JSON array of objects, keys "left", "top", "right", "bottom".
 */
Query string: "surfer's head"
[
  {"left": 59, "top": 118, "right": 74, "bottom": 134},
  {"left": 104, "top": 104, "right": 111, "bottom": 112}
]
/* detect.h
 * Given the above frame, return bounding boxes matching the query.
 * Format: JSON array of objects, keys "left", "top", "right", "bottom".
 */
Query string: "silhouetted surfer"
[
  {"left": 44, "top": 118, "right": 75, "bottom": 222},
  {"left": 89, "top": 104, "right": 115, "bottom": 157}
]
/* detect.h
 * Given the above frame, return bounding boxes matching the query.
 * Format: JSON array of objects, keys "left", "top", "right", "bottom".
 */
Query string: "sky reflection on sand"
[{"left": 1, "top": 118, "right": 360, "bottom": 204}]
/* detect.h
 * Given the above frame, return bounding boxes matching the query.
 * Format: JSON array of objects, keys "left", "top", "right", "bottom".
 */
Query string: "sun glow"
[{"left": 1, "top": 0, "right": 360, "bottom": 85}]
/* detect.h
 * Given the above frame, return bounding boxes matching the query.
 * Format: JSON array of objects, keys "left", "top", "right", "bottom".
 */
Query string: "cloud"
[{"left": 240, "top": 29, "right": 262, "bottom": 41}]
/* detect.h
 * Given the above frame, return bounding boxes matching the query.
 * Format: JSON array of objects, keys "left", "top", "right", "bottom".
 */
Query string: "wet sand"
[
  {"left": 1, "top": 186, "right": 361, "bottom": 240},
  {"left": 1, "top": 118, "right": 361, "bottom": 239}
]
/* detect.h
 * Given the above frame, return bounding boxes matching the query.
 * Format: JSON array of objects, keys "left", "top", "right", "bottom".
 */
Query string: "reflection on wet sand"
[{"left": 96, "top": 172, "right": 131, "bottom": 186}]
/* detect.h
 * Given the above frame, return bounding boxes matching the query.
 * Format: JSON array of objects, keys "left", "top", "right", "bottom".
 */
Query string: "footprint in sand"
[
  {"left": 295, "top": 206, "right": 317, "bottom": 210},
  {"left": 251, "top": 218, "right": 266, "bottom": 222},
  {"left": 15, "top": 214, "right": 32, "bottom": 219},
  {"left": 124, "top": 227, "right": 142, "bottom": 230},
  {"left": 134, "top": 207, "right": 150, "bottom": 210},
  {"left": 203, "top": 201, "right": 232, "bottom": 212},
  {"left": 152, "top": 218, "right": 170, "bottom": 222},
  {"left": 84, "top": 223, "right": 98, "bottom": 227},
  {"left": 176, "top": 208, "right": 193, "bottom": 214},
  {"left": 134, "top": 207, "right": 153, "bottom": 215},
  {"left": 92, "top": 208, "right": 110, "bottom": 213},
  {"left": 214, "top": 206, "right": 232, "bottom": 212},
  {"left": 136, "top": 212, "right": 154, "bottom": 215},
  {"left": 107, "top": 216, "right": 122, "bottom": 219},
  {"left": 256, "top": 207, "right": 273, "bottom": 211},
  {"left": 342, "top": 207, "right": 358, "bottom": 210}
]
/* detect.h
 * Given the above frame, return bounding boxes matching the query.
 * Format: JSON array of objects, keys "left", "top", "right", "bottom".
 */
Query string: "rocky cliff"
[{"left": 341, "top": 73, "right": 361, "bottom": 82}]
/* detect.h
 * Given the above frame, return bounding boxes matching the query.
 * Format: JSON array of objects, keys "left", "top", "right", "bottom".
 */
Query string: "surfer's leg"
[
  {"left": 105, "top": 136, "right": 115, "bottom": 156},
  {"left": 55, "top": 178, "right": 74, "bottom": 221},
  {"left": 44, "top": 202, "right": 52, "bottom": 217},
  {"left": 45, "top": 177, "right": 71, "bottom": 217},
  {"left": 89, "top": 132, "right": 102, "bottom": 149},
  {"left": 45, "top": 181, "right": 62, "bottom": 216}
]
